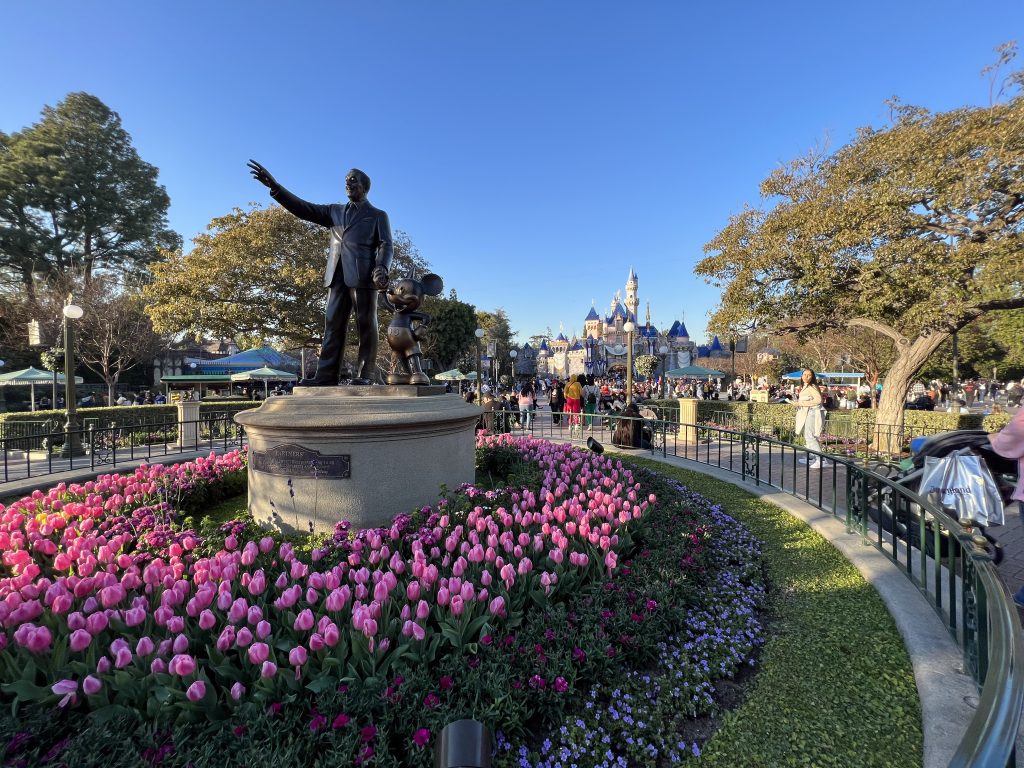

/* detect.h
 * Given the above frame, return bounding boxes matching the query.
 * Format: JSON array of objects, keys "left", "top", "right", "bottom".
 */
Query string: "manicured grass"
[{"left": 628, "top": 456, "right": 923, "bottom": 768}]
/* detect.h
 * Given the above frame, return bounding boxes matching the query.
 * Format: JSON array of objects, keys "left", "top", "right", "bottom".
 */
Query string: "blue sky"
[{"left": 2, "top": 1, "right": 1020, "bottom": 345}]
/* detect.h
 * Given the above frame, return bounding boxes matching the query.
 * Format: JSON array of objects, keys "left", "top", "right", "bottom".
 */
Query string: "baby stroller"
[{"left": 856, "top": 431, "right": 1017, "bottom": 563}]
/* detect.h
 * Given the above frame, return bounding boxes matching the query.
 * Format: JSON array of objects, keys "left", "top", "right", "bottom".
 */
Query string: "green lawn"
[{"left": 627, "top": 456, "right": 923, "bottom": 768}]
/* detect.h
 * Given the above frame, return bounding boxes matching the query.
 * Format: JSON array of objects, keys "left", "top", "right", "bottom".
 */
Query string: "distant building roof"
[
  {"left": 677, "top": 322, "right": 689, "bottom": 338},
  {"left": 569, "top": 340, "right": 583, "bottom": 351},
  {"left": 584, "top": 306, "right": 601, "bottom": 322},
  {"left": 606, "top": 302, "right": 636, "bottom": 324},
  {"left": 696, "top": 345, "right": 711, "bottom": 358},
  {"left": 638, "top": 324, "right": 658, "bottom": 338},
  {"left": 710, "top": 336, "right": 723, "bottom": 352},
  {"left": 555, "top": 333, "right": 567, "bottom": 342},
  {"left": 539, "top": 340, "right": 550, "bottom": 353}
]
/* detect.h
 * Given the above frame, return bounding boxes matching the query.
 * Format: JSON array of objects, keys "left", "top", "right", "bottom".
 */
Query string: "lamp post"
[
  {"left": 659, "top": 344, "right": 669, "bottom": 399},
  {"left": 60, "top": 300, "right": 85, "bottom": 458},
  {"left": 509, "top": 348, "right": 517, "bottom": 383},
  {"left": 623, "top": 321, "right": 635, "bottom": 404},
  {"left": 475, "top": 328, "right": 485, "bottom": 402}
]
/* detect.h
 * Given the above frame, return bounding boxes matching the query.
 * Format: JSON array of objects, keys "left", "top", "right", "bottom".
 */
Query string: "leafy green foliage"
[
  {"left": 419, "top": 290, "right": 477, "bottom": 372},
  {"left": 143, "top": 205, "right": 427, "bottom": 349},
  {"left": 0, "top": 92, "right": 180, "bottom": 294},
  {"left": 696, "top": 49, "right": 1024, "bottom": 433}
]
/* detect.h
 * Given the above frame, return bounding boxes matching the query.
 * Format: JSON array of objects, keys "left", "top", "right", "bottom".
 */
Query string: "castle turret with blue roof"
[{"left": 532, "top": 269, "right": 697, "bottom": 379}]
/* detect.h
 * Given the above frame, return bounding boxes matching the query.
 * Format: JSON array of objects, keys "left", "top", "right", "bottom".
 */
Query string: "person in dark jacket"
[{"left": 548, "top": 380, "right": 565, "bottom": 425}]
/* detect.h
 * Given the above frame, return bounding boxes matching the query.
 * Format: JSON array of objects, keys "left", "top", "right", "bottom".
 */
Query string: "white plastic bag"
[{"left": 919, "top": 451, "right": 1005, "bottom": 526}]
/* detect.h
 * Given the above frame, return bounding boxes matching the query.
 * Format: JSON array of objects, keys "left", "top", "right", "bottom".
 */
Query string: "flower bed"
[{"left": 0, "top": 437, "right": 768, "bottom": 767}]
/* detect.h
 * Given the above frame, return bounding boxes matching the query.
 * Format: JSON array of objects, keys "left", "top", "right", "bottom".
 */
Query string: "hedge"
[
  {"left": 643, "top": 398, "right": 1011, "bottom": 434},
  {"left": 0, "top": 402, "right": 262, "bottom": 439}
]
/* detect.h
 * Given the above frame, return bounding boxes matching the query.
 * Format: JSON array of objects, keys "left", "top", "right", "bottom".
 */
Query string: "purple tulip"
[
  {"left": 69, "top": 628, "right": 92, "bottom": 652},
  {"left": 186, "top": 680, "right": 206, "bottom": 702},
  {"left": 247, "top": 642, "right": 270, "bottom": 665}
]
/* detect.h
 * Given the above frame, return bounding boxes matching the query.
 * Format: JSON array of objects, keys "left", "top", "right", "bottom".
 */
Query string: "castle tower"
[
  {"left": 584, "top": 303, "right": 602, "bottom": 339},
  {"left": 625, "top": 268, "right": 638, "bottom": 320}
]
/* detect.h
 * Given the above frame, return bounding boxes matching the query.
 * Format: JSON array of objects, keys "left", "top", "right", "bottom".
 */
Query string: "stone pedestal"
[
  {"left": 677, "top": 398, "right": 699, "bottom": 444},
  {"left": 176, "top": 400, "right": 201, "bottom": 449},
  {"left": 234, "top": 386, "right": 480, "bottom": 534}
]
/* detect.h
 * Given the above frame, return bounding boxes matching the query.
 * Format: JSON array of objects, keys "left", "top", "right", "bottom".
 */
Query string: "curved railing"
[{"left": 511, "top": 408, "right": 1024, "bottom": 768}]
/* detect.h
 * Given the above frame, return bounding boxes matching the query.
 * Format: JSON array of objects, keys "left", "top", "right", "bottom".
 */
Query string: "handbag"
[{"left": 919, "top": 450, "right": 1004, "bottom": 526}]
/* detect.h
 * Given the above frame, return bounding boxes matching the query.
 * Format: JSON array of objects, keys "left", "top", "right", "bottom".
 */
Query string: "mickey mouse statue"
[{"left": 380, "top": 272, "right": 443, "bottom": 385}]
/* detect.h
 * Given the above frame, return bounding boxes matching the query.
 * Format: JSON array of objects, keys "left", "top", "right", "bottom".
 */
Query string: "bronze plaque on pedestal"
[{"left": 251, "top": 443, "right": 351, "bottom": 478}]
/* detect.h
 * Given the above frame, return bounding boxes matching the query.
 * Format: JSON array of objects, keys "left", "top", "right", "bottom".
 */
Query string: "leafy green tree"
[
  {"left": 474, "top": 309, "right": 516, "bottom": 380},
  {"left": 144, "top": 204, "right": 427, "bottom": 350},
  {"left": 419, "top": 290, "right": 477, "bottom": 372},
  {"left": 697, "top": 47, "right": 1024, "bottom": 438},
  {"left": 0, "top": 93, "right": 179, "bottom": 298}
]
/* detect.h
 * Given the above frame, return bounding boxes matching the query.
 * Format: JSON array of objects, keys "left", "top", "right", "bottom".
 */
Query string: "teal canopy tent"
[
  {"left": 230, "top": 367, "right": 298, "bottom": 398},
  {"left": 434, "top": 369, "right": 466, "bottom": 381},
  {"left": 664, "top": 365, "right": 725, "bottom": 379},
  {"left": 0, "top": 367, "right": 83, "bottom": 411}
]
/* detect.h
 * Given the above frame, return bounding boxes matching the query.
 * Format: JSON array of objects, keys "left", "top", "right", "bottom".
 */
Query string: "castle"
[{"left": 512, "top": 269, "right": 730, "bottom": 380}]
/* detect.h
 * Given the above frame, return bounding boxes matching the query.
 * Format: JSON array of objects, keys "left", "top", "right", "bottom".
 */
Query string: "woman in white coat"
[{"left": 795, "top": 369, "right": 828, "bottom": 468}]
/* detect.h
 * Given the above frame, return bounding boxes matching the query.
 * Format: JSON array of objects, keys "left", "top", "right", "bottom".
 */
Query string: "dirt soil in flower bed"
[{"left": 0, "top": 439, "right": 918, "bottom": 767}]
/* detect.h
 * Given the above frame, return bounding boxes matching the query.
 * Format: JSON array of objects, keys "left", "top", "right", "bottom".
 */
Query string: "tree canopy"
[
  {"left": 143, "top": 204, "right": 428, "bottom": 348},
  {"left": 696, "top": 49, "right": 1024, "bottom": 428},
  {"left": 0, "top": 93, "right": 179, "bottom": 298},
  {"left": 419, "top": 290, "right": 478, "bottom": 373}
]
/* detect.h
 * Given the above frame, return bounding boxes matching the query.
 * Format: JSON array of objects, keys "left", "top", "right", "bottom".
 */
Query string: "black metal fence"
[{"left": 0, "top": 415, "right": 246, "bottom": 485}]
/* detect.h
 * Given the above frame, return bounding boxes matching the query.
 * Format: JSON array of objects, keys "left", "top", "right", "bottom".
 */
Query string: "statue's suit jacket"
[{"left": 270, "top": 186, "right": 394, "bottom": 288}]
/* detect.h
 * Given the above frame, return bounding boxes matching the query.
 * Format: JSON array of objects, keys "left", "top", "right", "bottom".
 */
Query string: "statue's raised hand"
[{"left": 247, "top": 159, "right": 279, "bottom": 190}]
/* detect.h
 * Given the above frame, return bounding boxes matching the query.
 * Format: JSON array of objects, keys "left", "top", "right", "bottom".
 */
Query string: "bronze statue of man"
[{"left": 248, "top": 160, "right": 393, "bottom": 385}]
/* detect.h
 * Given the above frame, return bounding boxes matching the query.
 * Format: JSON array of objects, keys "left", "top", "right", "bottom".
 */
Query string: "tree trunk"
[{"left": 873, "top": 332, "right": 948, "bottom": 456}]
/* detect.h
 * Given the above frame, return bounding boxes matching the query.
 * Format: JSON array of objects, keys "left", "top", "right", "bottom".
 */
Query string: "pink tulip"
[
  {"left": 166, "top": 615, "right": 185, "bottom": 633},
  {"left": 136, "top": 636, "right": 156, "bottom": 657},
  {"left": 236, "top": 627, "right": 253, "bottom": 648},
  {"left": 260, "top": 661, "right": 277, "bottom": 678},
  {"left": 216, "top": 626, "right": 236, "bottom": 652},
  {"left": 85, "top": 612, "right": 109, "bottom": 635},
  {"left": 488, "top": 596, "right": 506, "bottom": 617},
  {"left": 450, "top": 595, "right": 465, "bottom": 616},
  {"left": 256, "top": 620, "right": 272, "bottom": 639},
  {"left": 51, "top": 678, "right": 77, "bottom": 707},
  {"left": 83, "top": 675, "right": 102, "bottom": 695},
  {"left": 323, "top": 623, "right": 340, "bottom": 647},
  {"left": 150, "top": 658, "right": 167, "bottom": 674},
  {"left": 168, "top": 654, "right": 196, "bottom": 676},
  {"left": 416, "top": 600, "right": 430, "bottom": 620},
  {"left": 247, "top": 606, "right": 263, "bottom": 625},
  {"left": 186, "top": 680, "right": 206, "bottom": 702},
  {"left": 230, "top": 682, "right": 245, "bottom": 701},
  {"left": 309, "top": 632, "right": 325, "bottom": 652},
  {"left": 227, "top": 598, "right": 248, "bottom": 624},
  {"left": 247, "top": 642, "right": 270, "bottom": 665},
  {"left": 198, "top": 609, "right": 216, "bottom": 630},
  {"left": 293, "top": 609, "right": 314, "bottom": 632},
  {"left": 97, "top": 656, "right": 112, "bottom": 673},
  {"left": 288, "top": 646, "right": 308, "bottom": 666},
  {"left": 247, "top": 570, "right": 266, "bottom": 596},
  {"left": 172, "top": 634, "right": 189, "bottom": 654},
  {"left": 69, "top": 628, "right": 92, "bottom": 652}
]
